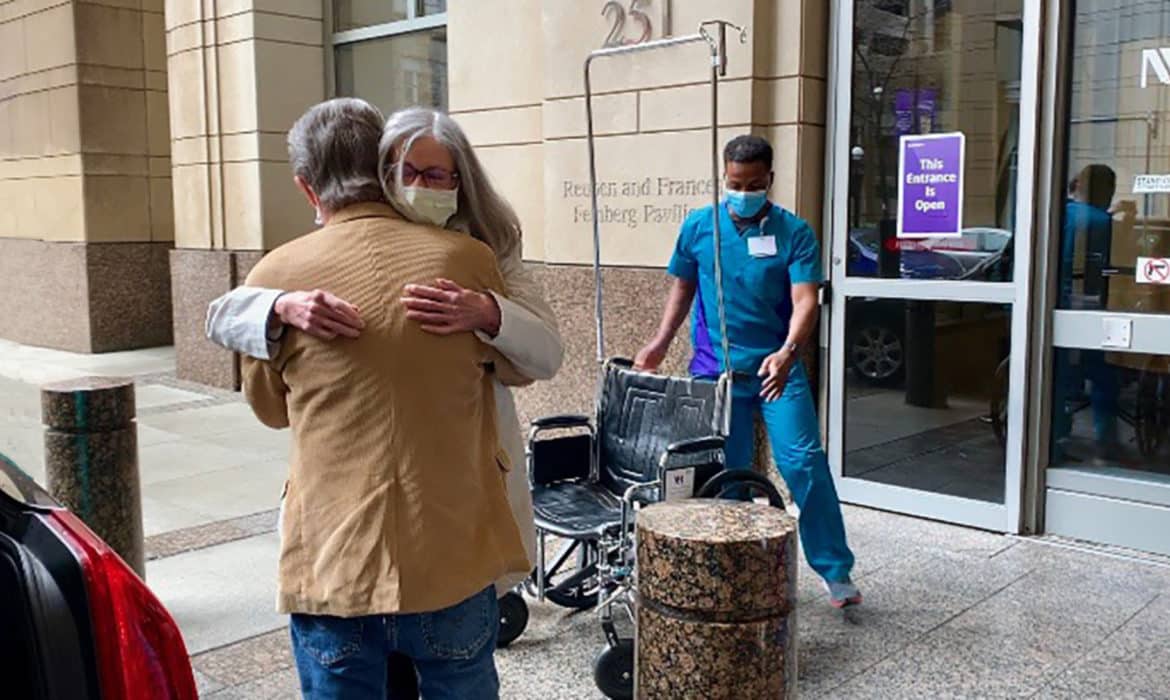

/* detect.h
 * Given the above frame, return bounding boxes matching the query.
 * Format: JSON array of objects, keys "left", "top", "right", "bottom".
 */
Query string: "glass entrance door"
[
  {"left": 1042, "top": 0, "right": 1170, "bottom": 556},
  {"left": 824, "top": 0, "right": 1041, "bottom": 530}
]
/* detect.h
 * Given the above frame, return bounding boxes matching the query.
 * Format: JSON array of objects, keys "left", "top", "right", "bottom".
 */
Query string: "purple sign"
[
  {"left": 894, "top": 89, "right": 915, "bottom": 135},
  {"left": 916, "top": 88, "right": 936, "bottom": 134},
  {"left": 894, "top": 88, "right": 938, "bottom": 135},
  {"left": 897, "top": 132, "right": 965, "bottom": 239}
]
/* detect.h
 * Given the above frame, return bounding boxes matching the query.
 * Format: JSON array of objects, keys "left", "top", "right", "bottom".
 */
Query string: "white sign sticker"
[
  {"left": 1134, "top": 175, "right": 1170, "bottom": 194},
  {"left": 1137, "top": 257, "right": 1170, "bottom": 285},
  {"left": 662, "top": 467, "right": 695, "bottom": 502},
  {"left": 1102, "top": 317, "right": 1133, "bottom": 349}
]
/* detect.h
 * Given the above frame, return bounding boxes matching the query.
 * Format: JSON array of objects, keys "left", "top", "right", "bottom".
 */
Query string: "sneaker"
[{"left": 825, "top": 579, "right": 862, "bottom": 609}]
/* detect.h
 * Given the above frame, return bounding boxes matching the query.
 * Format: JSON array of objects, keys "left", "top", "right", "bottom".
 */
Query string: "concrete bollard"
[
  {"left": 42, "top": 377, "right": 144, "bottom": 577},
  {"left": 636, "top": 500, "right": 798, "bottom": 699}
]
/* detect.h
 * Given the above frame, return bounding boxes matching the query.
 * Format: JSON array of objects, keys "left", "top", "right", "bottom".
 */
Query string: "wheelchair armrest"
[
  {"left": 660, "top": 436, "right": 726, "bottom": 498},
  {"left": 665, "top": 436, "right": 726, "bottom": 456},
  {"left": 531, "top": 414, "right": 592, "bottom": 430}
]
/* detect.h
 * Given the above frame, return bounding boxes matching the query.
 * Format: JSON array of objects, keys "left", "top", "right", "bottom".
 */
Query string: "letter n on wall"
[{"left": 1140, "top": 48, "right": 1170, "bottom": 89}]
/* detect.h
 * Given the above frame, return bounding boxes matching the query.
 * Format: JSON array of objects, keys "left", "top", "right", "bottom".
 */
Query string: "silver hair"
[
  {"left": 378, "top": 107, "right": 521, "bottom": 259},
  {"left": 287, "top": 98, "right": 386, "bottom": 214}
]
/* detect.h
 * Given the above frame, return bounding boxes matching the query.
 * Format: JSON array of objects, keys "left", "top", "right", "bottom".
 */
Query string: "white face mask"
[{"left": 403, "top": 186, "right": 459, "bottom": 227}]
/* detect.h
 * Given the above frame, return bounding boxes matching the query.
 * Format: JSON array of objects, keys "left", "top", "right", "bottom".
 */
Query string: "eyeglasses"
[{"left": 397, "top": 162, "right": 460, "bottom": 190}]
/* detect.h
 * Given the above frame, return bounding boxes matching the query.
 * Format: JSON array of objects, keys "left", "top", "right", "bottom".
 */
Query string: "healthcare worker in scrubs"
[{"left": 634, "top": 135, "right": 861, "bottom": 608}]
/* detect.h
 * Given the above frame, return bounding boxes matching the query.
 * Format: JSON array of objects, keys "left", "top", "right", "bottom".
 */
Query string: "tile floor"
[{"left": 3, "top": 340, "right": 1169, "bottom": 698}]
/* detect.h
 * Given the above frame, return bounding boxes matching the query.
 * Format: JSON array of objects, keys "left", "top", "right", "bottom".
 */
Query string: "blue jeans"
[
  {"left": 724, "top": 363, "right": 855, "bottom": 583},
  {"left": 290, "top": 586, "right": 499, "bottom": 700},
  {"left": 1053, "top": 349, "right": 1120, "bottom": 449}
]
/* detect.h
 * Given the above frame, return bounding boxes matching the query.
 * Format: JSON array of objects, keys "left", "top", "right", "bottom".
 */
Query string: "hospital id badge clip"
[{"left": 748, "top": 235, "right": 778, "bottom": 257}]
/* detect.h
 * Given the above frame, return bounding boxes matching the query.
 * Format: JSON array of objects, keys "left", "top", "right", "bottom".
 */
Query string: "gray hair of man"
[
  {"left": 287, "top": 97, "right": 386, "bottom": 214},
  {"left": 378, "top": 107, "right": 521, "bottom": 260}
]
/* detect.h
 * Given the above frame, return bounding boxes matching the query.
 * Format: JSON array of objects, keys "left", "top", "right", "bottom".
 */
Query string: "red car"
[{"left": 0, "top": 451, "right": 197, "bottom": 700}]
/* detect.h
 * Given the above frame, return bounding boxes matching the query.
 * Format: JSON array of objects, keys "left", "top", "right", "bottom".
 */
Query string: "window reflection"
[
  {"left": 334, "top": 0, "right": 410, "bottom": 32},
  {"left": 1052, "top": 349, "right": 1170, "bottom": 475},
  {"left": 1059, "top": 0, "right": 1170, "bottom": 315},
  {"left": 1050, "top": 0, "right": 1170, "bottom": 477},
  {"left": 335, "top": 28, "right": 449, "bottom": 115},
  {"left": 844, "top": 299, "right": 1011, "bottom": 503},
  {"left": 848, "top": 1, "right": 1022, "bottom": 281}
]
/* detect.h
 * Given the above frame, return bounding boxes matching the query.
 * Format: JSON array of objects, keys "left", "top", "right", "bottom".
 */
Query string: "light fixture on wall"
[{"left": 850, "top": 146, "right": 866, "bottom": 229}]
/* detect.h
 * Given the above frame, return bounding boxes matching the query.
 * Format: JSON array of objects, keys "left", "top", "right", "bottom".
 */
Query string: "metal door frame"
[{"left": 823, "top": 0, "right": 1045, "bottom": 532}]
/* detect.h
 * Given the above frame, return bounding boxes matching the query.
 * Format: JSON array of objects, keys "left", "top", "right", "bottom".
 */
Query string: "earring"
[{"left": 314, "top": 207, "right": 324, "bottom": 226}]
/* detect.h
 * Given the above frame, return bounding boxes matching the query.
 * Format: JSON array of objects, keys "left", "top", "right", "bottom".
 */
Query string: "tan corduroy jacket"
[{"left": 241, "top": 202, "right": 529, "bottom": 617}]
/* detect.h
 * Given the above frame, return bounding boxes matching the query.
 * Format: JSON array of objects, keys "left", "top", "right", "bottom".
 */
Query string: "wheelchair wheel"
[
  {"left": 697, "top": 468, "right": 785, "bottom": 508},
  {"left": 497, "top": 591, "right": 528, "bottom": 648},
  {"left": 541, "top": 540, "right": 600, "bottom": 609},
  {"left": 593, "top": 638, "right": 634, "bottom": 700}
]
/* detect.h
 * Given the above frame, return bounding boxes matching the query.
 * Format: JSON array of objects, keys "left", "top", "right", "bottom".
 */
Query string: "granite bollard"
[
  {"left": 41, "top": 377, "right": 144, "bottom": 577},
  {"left": 636, "top": 500, "right": 798, "bottom": 699}
]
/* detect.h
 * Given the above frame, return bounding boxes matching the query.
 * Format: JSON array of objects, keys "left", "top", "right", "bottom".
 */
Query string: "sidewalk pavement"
[{"left": 2, "top": 337, "right": 1169, "bottom": 699}]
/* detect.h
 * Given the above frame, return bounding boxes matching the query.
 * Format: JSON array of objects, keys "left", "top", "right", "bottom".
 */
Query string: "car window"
[
  {"left": 851, "top": 228, "right": 879, "bottom": 253},
  {"left": 983, "top": 231, "right": 1010, "bottom": 252},
  {"left": 0, "top": 453, "right": 54, "bottom": 508}
]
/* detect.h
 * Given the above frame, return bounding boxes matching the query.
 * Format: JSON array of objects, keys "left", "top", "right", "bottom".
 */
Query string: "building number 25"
[{"left": 602, "top": 0, "right": 654, "bottom": 48}]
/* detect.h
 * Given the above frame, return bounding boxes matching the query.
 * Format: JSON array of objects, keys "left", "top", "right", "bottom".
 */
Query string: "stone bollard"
[
  {"left": 42, "top": 377, "right": 144, "bottom": 577},
  {"left": 636, "top": 500, "right": 798, "bottom": 699}
]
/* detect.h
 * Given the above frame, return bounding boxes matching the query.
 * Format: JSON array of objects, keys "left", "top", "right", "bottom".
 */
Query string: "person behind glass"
[
  {"left": 235, "top": 97, "right": 531, "bottom": 699},
  {"left": 1061, "top": 165, "right": 1117, "bottom": 310},
  {"left": 633, "top": 135, "right": 860, "bottom": 609},
  {"left": 206, "top": 106, "right": 563, "bottom": 698},
  {"left": 1055, "top": 164, "right": 1120, "bottom": 454}
]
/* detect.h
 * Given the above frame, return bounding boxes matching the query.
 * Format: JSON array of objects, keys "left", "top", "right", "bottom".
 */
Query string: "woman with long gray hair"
[
  {"left": 375, "top": 107, "right": 559, "bottom": 596},
  {"left": 205, "top": 106, "right": 563, "bottom": 697}
]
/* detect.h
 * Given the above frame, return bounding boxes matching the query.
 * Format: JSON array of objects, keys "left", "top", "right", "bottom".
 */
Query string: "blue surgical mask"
[{"left": 725, "top": 189, "right": 768, "bottom": 218}]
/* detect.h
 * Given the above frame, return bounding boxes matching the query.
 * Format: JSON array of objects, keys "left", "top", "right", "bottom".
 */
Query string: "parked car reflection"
[{"left": 846, "top": 226, "right": 1013, "bottom": 385}]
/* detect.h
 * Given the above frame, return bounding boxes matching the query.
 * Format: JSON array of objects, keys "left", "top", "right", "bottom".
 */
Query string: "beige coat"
[
  {"left": 241, "top": 202, "right": 529, "bottom": 616},
  {"left": 479, "top": 251, "right": 564, "bottom": 591}
]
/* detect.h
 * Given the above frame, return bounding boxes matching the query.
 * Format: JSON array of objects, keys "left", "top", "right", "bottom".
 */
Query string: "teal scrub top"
[{"left": 666, "top": 202, "right": 822, "bottom": 378}]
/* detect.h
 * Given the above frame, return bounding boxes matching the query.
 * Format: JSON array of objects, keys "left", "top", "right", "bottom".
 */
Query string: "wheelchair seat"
[
  {"left": 529, "top": 359, "right": 727, "bottom": 540},
  {"left": 531, "top": 482, "right": 622, "bottom": 538}
]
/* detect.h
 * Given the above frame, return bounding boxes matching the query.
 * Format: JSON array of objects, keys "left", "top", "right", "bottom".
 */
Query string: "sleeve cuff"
[
  {"left": 474, "top": 290, "right": 512, "bottom": 346},
  {"left": 265, "top": 303, "right": 287, "bottom": 343},
  {"left": 667, "top": 264, "right": 698, "bottom": 282},
  {"left": 239, "top": 288, "right": 285, "bottom": 360},
  {"left": 790, "top": 274, "right": 824, "bottom": 285}
]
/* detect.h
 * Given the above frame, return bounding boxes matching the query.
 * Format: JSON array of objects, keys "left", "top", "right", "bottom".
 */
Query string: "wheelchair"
[
  {"left": 492, "top": 19, "right": 776, "bottom": 699},
  {"left": 989, "top": 354, "right": 1169, "bottom": 458},
  {"left": 518, "top": 358, "right": 783, "bottom": 699}
]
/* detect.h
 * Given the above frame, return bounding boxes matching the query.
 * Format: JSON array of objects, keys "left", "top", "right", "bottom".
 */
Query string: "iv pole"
[{"left": 582, "top": 20, "right": 748, "bottom": 432}]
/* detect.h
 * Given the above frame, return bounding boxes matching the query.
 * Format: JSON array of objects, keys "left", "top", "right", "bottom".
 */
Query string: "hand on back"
[{"left": 274, "top": 290, "right": 364, "bottom": 340}]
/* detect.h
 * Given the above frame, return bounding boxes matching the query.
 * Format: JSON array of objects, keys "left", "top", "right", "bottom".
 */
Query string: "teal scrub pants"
[{"left": 723, "top": 362, "right": 855, "bottom": 583}]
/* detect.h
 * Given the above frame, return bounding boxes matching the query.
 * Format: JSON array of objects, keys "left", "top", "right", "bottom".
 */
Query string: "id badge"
[{"left": 748, "top": 235, "right": 778, "bottom": 257}]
